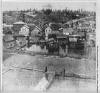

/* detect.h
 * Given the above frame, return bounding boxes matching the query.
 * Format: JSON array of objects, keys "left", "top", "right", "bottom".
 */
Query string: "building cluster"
[
  {"left": 63, "top": 16, "right": 96, "bottom": 46},
  {"left": 3, "top": 21, "right": 40, "bottom": 49},
  {"left": 3, "top": 11, "right": 96, "bottom": 51}
]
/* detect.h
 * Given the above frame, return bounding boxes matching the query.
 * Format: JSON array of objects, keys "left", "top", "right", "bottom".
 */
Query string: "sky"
[{"left": 2, "top": 0, "right": 96, "bottom": 11}]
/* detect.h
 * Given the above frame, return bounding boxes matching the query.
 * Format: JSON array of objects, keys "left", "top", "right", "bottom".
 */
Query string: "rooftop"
[
  {"left": 24, "top": 12, "right": 37, "bottom": 18},
  {"left": 13, "top": 21, "right": 26, "bottom": 25}
]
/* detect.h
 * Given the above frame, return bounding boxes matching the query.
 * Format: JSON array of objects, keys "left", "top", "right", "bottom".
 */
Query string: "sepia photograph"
[{"left": 1, "top": 0, "right": 96, "bottom": 93}]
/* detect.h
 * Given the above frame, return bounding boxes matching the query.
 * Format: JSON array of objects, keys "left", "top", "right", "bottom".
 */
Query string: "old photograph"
[{"left": 2, "top": 0, "right": 96, "bottom": 93}]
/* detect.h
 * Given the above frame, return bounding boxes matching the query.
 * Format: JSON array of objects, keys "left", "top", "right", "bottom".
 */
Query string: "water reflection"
[{"left": 26, "top": 44, "right": 94, "bottom": 59}]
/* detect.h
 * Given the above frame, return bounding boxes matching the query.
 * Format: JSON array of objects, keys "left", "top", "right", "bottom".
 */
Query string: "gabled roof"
[
  {"left": 12, "top": 22, "right": 26, "bottom": 33},
  {"left": 13, "top": 21, "right": 26, "bottom": 25},
  {"left": 24, "top": 12, "right": 37, "bottom": 18},
  {"left": 27, "top": 24, "right": 41, "bottom": 31},
  {"left": 21, "top": 25, "right": 29, "bottom": 28},
  {"left": 3, "top": 24, "right": 13, "bottom": 28}
]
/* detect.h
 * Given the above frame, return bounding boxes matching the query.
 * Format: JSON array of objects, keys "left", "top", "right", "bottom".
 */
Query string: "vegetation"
[{"left": 3, "top": 8, "right": 95, "bottom": 25}]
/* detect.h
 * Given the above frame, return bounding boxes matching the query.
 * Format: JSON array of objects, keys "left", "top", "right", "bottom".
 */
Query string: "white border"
[
  {"left": 0, "top": 0, "right": 3, "bottom": 92},
  {"left": 1, "top": 0, "right": 98, "bottom": 93},
  {"left": 2, "top": 0, "right": 96, "bottom": 2}
]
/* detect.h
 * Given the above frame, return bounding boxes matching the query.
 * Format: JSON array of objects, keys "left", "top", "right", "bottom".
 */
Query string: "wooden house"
[
  {"left": 28, "top": 24, "right": 41, "bottom": 44},
  {"left": 3, "top": 34, "right": 16, "bottom": 49},
  {"left": 30, "top": 26, "right": 40, "bottom": 36},
  {"left": 19, "top": 25, "right": 29, "bottom": 36},
  {"left": 12, "top": 22, "right": 30, "bottom": 47},
  {"left": 3, "top": 40, "right": 16, "bottom": 49},
  {"left": 3, "top": 34, "right": 14, "bottom": 42},
  {"left": 12, "top": 21, "right": 26, "bottom": 35},
  {"left": 15, "top": 35, "right": 27, "bottom": 47}
]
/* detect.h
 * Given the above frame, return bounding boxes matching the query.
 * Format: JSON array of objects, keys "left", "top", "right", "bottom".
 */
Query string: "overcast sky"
[{"left": 2, "top": 0, "right": 96, "bottom": 11}]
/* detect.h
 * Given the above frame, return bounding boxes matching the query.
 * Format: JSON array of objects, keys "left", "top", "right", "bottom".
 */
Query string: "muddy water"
[
  {"left": 2, "top": 53, "right": 96, "bottom": 92},
  {"left": 3, "top": 44, "right": 96, "bottom": 92}
]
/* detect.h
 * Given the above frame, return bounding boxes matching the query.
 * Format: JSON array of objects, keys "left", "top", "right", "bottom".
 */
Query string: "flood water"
[
  {"left": 3, "top": 52, "right": 96, "bottom": 92},
  {"left": 3, "top": 44, "right": 96, "bottom": 92}
]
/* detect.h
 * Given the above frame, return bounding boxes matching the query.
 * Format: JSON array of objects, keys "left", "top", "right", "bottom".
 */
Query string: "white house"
[
  {"left": 63, "top": 28, "right": 74, "bottom": 35},
  {"left": 45, "top": 26, "right": 52, "bottom": 40},
  {"left": 19, "top": 25, "right": 29, "bottom": 36}
]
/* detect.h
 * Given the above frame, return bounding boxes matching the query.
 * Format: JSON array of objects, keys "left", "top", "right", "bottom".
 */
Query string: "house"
[
  {"left": 13, "top": 22, "right": 41, "bottom": 47},
  {"left": 12, "top": 21, "right": 26, "bottom": 35},
  {"left": 26, "top": 24, "right": 41, "bottom": 44},
  {"left": 13, "top": 21, "right": 30, "bottom": 36},
  {"left": 30, "top": 25, "right": 40, "bottom": 36},
  {"left": 3, "top": 34, "right": 16, "bottom": 49},
  {"left": 64, "top": 16, "right": 95, "bottom": 30},
  {"left": 3, "top": 40, "right": 16, "bottom": 49},
  {"left": 19, "top": 25, "right": 29, "bottom": 36},
  {"left": 12, "top": 22, "right": 29, "bottom": 48},
  {"left": 15, "top": 35, "right": 27, "bottom": 47},
  {"left": 63, "top": 28, "right": 74, "bottom": 35},
  {"left": 29, "top": 36, "right": 39, "bottom": 44},
  {"left": 45, "top": 26, "right": 52, "bottom": 40},
  {"left": 12, "top": 22, "right": 30, "bottom": 47},
  {"left": 87, "top": 32, "right": 95, "bottom": 47}
]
